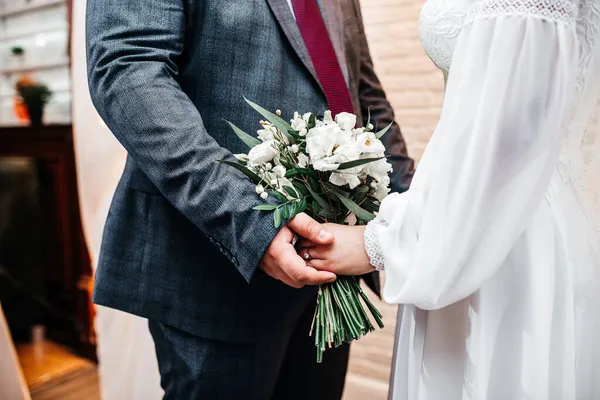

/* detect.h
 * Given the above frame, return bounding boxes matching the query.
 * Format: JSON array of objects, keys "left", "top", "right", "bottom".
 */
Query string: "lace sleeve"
[
  {"left": 364, "top": 220, "right": 387, "bottom": 271},
  {"left": 465, "top": 0, "right": 579, "bottom": 25}
]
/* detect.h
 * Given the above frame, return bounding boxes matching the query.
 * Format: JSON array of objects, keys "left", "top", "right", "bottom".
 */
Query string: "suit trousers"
[{"left": 149, "top": 299, "right": 350, "bottom": 400}]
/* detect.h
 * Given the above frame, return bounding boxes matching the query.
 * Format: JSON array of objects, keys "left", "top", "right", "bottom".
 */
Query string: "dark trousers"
[{"left": 149, "top": 301, "right": 350, "bottom": 400}]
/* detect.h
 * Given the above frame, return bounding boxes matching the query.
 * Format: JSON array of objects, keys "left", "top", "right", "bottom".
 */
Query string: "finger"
[
  {"left": 296, "top": 238, "right": 317, "bottom": 249},
  {"left": 282, "top": 255, "right": 337, "bottom": 286},
  {"left": 307, "top": 259, "right": 337, "bottom": 274},
  {"left": 287, "top": 213, "right": 334, "bottom": 245},
  {"left": 298, "top": 245, "right": 330, "bottom": 260}
]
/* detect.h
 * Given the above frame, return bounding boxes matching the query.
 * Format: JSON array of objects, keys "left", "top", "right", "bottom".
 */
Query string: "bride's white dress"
[{"left": 364, "top": 0, "right": 600, "bottom": 398}]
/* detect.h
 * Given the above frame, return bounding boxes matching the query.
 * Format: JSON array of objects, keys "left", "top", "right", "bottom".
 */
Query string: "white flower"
[
  {"left": 312, "top": 158, "right": 340, "bottom": 171},
  {"left": 291, "top": 112, "right": 308, "bottom": 136},
  {"left": 335, "top": 112, "right": 357, "bottom": 131},
  {"left": 290, "top": 144, "right": 299, "bottom": 153},
  {"left": 329, "top": 172, "right": 361, "bottom": 189},
  {"left": 247, "top": 140, "right": 279, "bottom": 167},
  {"left": 306, "top": 124, "right": 349, "bottom": 160},
  {"left": 255, "top": 184, "right": 265, "bottom": 194},
  {"left": 260, "top": 192, "right": 269, "bottom": 200},
  {"left": 297, "top": 153, "right": 309, "bottom": 168},
  {"left": 373, "top": 181, "right": 391, "bottom": 201},
  {"left": 355, "top": 132, "right": 386, "bottom": 154},
  {"left": 265, "top": 163, "right": 273, "bottom": 171},
  {"left": 257, "top": 128, "right": 274, "bottom": 142},
  {"left": 272, "top": 165, "right": 287, "bottom": 178},
  {"left": 364, "top": 158, "right": 392, "bottom": 182},
  {"left": 234, "top": 154, "right": 249, "bottom": 162}
]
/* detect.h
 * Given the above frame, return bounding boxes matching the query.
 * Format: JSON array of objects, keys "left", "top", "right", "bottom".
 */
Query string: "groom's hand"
[{"left": 260, "top": 213, "right": 336, "bottom": 288}]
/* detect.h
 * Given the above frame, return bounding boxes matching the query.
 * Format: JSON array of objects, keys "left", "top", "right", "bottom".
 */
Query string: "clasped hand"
[{"left": 260, "top": 215, "right": 375, "bottom": 289}]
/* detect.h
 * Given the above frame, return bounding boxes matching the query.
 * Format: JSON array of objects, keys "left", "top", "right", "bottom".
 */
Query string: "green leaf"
[
  {"left": 244, "top": 98, "right": 294, "bottom": 143},
  {"left": 311, "top": 199, "right": 321, "bottom": 215},
  {"left": 308, "top": 113, "right": 317, "bottom": 129},
  {"left": 337, "top": 157, "right": 385, "bottom": 170},
  {"left": 285, "top": 168, "right": 313, "bottom": 179},
  {"left": 270, "top": 190, "right": 287, "bottom": 202},
  {"left": 330, "top": 191, "right": 376, "bottom": 222},
  {"left": 298, "top": 198, "right": 308, "bottom": 213},
  {"left": 324, "top": 183, "right": 350, "bottom": 198},
  {"left": 218, "top": 160, "right": 261, "bottom": 184},
  {"left": 253, "top": 204, "right": 277, "bottom": 211},
  {"left": 283, "top": 186, "right": 297, "bottom": 198},
  {"left": 224, "top": 120, "right": 261, "bottom": 148},
  {"left": 375, "top": 121, "right": 394, "bottom": 139},
  {"left": 282, "top": 204, "right": 290, "bottom": 219},
  {"left": 361, "top": 197, "right": 380, "bottom": 213},
  {"left": 306, "top": 185, "right": 330, "bottom": 210},
  {"left": 274, "top": 208, "right": 282, "bottom": 228},
  {"left": 292, "top": 182, "right": 309, "bottom": 197}
]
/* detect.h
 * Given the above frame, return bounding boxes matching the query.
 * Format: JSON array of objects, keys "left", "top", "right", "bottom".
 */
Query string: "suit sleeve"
[{"left": 86, "top": 0, "right": 279, "bottom": 282}]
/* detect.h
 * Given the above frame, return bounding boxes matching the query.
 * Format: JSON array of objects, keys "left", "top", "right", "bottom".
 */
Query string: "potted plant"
[
  {"left": 15, "top": 76, "right": 52, "bottom": 126},
  {"left": 11, "top": 46, "right": 24, "bottom": 57}
]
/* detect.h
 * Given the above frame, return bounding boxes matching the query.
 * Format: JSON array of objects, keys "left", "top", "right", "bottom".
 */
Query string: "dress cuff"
[{"left": 364, "top": 219, "right": 386, "bottom": 271}]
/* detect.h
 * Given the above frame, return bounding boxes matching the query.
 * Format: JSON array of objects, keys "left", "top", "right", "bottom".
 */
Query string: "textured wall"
[{"left": 361, "top": 0, "right": 444, "bottom": 162}]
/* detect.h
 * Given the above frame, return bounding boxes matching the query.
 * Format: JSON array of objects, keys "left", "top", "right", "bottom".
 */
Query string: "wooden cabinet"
[{"left": 0, "top": 124, "right": 95, "bottom": 360}]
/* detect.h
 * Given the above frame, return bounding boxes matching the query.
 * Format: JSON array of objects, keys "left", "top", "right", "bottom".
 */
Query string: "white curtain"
[{"left": 71, "top": 0, "right": 163, "bottom": 398}]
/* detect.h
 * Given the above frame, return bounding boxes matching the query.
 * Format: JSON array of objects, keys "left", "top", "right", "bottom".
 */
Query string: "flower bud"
[
  {"left": 255, "top": 184, "right": 265, "bottom": 194},
  {"left": 260, "top": 192, "right": 268, "bottom": 200}
]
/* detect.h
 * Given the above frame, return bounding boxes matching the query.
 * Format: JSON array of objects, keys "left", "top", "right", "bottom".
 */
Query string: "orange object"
[{"left": 14, "top": 97, "right": 29, "bottom": 122}]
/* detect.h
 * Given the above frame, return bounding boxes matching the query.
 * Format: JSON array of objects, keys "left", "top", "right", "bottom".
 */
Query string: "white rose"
[
  {"left": 364, "top": 158, "right": 392, "bottom": 181},
  {"left": 272, "top": 165, "right": 287, "bottom": 178},
  {"left": 257, "top": 128, "right": 274, "bottom": 142},
  {"left": 373, "top": 181, "right": 391, "bottom": 201},
  {"left": 305, "top": 125, "right": 342, "bottom": 160},
  {"left": 312, "top": 158, "right": 340, "bottom": 171},
  {"left": 297, "top": 153, "right": 309, "bottom": 168},
  {"left": 329, "top": 172, "right": 361, "bottom": 189},
  {"left": 356, "top": 132, "right": 386, "bottom": 154},
  {"left": 335, "top": 112, "right": 357, "bottom": 131},
  {"left": 247, "top": 140, "right": 279, "bottom": 167}
]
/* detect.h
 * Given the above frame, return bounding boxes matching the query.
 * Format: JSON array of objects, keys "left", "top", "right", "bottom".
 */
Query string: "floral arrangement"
[{"left": 221, "top": 99, "right": 393, "bottom": 362}]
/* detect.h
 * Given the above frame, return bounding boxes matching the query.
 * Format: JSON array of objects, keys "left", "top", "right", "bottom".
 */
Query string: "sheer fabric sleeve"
[{"left": 367, "top": 0, "right": 580, "bottom": 310}]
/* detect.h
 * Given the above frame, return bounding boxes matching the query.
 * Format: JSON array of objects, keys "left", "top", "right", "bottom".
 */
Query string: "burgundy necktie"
[{"left": 291, "top": 0, "right": 354, "bottom": 117}]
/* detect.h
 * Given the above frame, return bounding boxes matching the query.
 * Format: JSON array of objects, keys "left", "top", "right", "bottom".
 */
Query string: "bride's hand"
[{"left": 297, "top": 223, "right": 375, "bottom": 276}]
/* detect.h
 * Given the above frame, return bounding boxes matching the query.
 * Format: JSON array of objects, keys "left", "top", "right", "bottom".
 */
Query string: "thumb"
[{"left": 287, "top": 213, "right": 334, "bottom": 244}]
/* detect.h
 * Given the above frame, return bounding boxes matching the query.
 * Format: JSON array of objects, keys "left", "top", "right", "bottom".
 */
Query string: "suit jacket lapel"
[{"left": 265, "top": 0, "right": 321, "bottom": 88}]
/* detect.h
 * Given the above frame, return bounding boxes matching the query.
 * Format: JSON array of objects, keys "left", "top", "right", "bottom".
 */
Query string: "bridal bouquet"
[{"left": 221, "top": 98, "right": 392, "bottom": 362}]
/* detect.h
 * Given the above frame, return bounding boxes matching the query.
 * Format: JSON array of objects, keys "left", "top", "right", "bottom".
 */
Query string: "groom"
[{"left": 87, "top": 0, "right": 413, "bottom": 398}]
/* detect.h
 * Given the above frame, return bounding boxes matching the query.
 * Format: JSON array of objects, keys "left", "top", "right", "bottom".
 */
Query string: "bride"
[{"left": 300, "top": 0, "right": 600, "bottom": 398}]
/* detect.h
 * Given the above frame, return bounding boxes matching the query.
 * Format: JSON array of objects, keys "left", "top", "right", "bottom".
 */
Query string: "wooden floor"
[
  {"left": 342, "top": 284, "right": 397, "bottom": 400},
  {"left": 14, "top": 286, "right": 396, "bottom": 400},
  {"left": 16, "top": 340, "right": 100, "bottom": 400}
]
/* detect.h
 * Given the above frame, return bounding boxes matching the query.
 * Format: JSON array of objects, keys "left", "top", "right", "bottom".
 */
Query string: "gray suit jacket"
[{"left": 87, "top": 0, "right": 414, "bottom": 342}]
